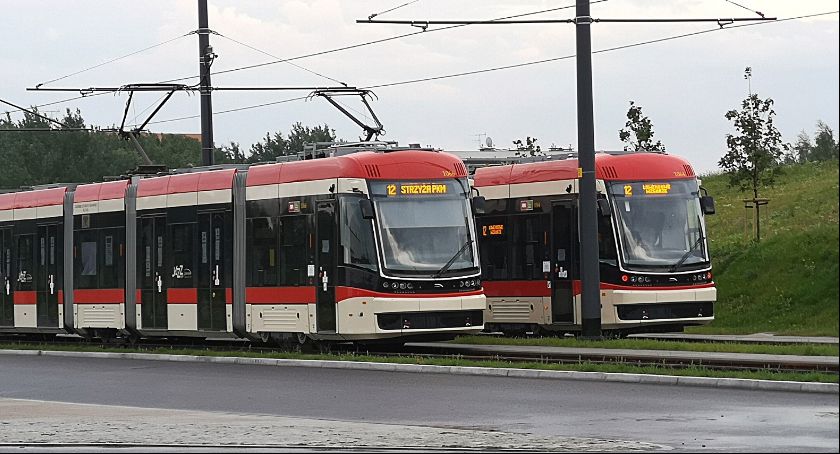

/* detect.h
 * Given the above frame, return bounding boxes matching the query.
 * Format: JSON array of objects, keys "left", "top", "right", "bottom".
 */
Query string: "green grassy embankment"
[{"left": 691, "top": 160, "right": 839, "bottom": 336}]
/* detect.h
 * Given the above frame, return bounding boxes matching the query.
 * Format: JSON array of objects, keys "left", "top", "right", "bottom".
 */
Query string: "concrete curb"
[{"left": 3, "top": 348, "right": 837, "bottom": 394}]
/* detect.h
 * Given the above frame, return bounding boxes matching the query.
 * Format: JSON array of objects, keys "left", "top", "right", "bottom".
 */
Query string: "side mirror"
[
  {"left": 597, "top": 198, "right": 611, "bottom": 217},
  {"left": 359, "top": 199, "right": 375, "bottom": 219},
  {"left": 700, "top": 195, "right": 715, "bottom": 215},
  {"left": 472, "top": 196, "right": 486, "bottom": 215}
]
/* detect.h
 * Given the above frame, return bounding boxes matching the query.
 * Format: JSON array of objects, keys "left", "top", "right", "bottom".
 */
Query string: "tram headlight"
[
  {"left": 391, "top": 282, "right": 399, "bottom": 289},
  {"left": 621, "top": 275, "right": 629, "bottom": 283},
  {"left": 459, "top": 281, "right": 465, "bottom": 288},
  {"left": 707, "top": 272, "right": 713, "bottom": 280},
  {"left": 399, "top": 282, "right": 406, "bottom": 290},
  {"left": 407, "top": 283, "right": 414, "bottom": 290},
  {"left": 382, "top": 281, "right": 390, "bottom": 289}
]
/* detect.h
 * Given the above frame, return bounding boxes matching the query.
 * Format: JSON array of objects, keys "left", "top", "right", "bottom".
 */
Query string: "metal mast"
[
  {"left": 575, "top": 0, "right": 600, "bottom": 338},
  {"left": 198, "top": 0, "right": 215, "bottom": 166}
]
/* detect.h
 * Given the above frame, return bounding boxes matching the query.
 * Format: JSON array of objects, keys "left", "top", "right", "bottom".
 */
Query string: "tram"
[
  {"left": 472, "top": 151, "right": 716, "bottom": 336},
  {"left": 0, "top": 147, "right": 485, "bottom": 344}
]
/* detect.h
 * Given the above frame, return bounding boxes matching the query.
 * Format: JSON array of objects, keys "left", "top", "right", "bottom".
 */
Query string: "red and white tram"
[
  {"left": 0, "top": 148, "right": 485, "bottom": 344},
  {"left": 472, "top": 151, "right": 716, "bottom": 336}
]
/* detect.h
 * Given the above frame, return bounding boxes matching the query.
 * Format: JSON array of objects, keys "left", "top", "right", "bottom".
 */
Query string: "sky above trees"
[{"left": 1, "top": 1, "right": 837, "bottom": 173}]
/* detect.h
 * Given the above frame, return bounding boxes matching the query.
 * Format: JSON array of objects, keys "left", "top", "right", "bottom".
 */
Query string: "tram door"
[
  {"left": 315, "top": 200, "right": 336, "bottom": 332},
  {"left": 551, "top": 201, "right": 576, "bottom": 323},
  {"left": 36, "top": 224, "right": 60, "bottom": 327},
  {"left": 138, "top": 216, "right": 168, "bottom": 329},
  {"left": 0, "top": 228, "right": 12, "bottom": 326},
  {"left": 197, "top": 212, "right": 228, "bottom": 331}
]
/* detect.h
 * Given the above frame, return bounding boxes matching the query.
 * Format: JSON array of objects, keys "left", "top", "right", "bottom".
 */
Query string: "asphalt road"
[{"left": 1, "top": 354, "right": 837, "bottom": 452}]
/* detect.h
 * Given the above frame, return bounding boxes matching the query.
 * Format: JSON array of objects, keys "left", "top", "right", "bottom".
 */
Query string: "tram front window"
[
  {"left": 370, "top": 179, "right": 478, "bottom": 277},
  {"left": 608, "top": 180, "right": 708, "bottom": 270}
]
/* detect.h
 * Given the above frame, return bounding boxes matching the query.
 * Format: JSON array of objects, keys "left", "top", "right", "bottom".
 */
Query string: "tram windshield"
[
  {"left": 607, "top": 179, "right": 709, "bottom": 270},
  {"left": 369, "top": 179, "right": 478, "bottom": 277}
]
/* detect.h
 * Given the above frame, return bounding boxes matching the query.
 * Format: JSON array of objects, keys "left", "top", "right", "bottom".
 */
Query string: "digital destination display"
[
  {"left": 385, "top": 183, "right": 449, "bottom": 196},
  {"left": 642, "top": 183, "right": 671, "bottom": 195},
  {"left": 482, "top": 224, "right": 505, "bottom": 236},
  {"left": 620, "top": 183, "right": 672, "bottom": 197}
]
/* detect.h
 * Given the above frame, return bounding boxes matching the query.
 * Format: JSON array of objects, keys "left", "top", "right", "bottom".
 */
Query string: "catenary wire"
[
  {"left": 214, "top": 33, "right": 348, "bottom": 86},
  {"left": 368, "top": 0, "right": 421, "bottom": 20},
  {"left": 142, "top": 10, "right": 837, "bottom": 126},
  {"left": 159, "top": 1, "right": 599, "bottom": 84},
  {"left": 362, "top": 10, "right": 837, "bottom": 89},
  {"left": 35, "top": 32, "right": 194, "bottom": 88},
  {"left": 724, "top": 0, "right": 765, "bottom": 18},
  {"left": 10, "top": 2, "right": 595, "bottom": 115}
]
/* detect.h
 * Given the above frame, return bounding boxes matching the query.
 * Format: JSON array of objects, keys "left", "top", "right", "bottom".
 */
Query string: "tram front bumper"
[{"left": 336, "top": 293, "right": 486, "bottom": 336}]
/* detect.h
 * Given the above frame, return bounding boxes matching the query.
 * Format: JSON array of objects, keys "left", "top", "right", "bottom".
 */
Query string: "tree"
[
  {"left": 719, "top": 94, "right": 787, "bottom": 197},
  {"left": 512, "top": 136, "right": 544, "bottom": 157},
  {"left": 246, "top": 122, "right": 336, "bottom": 163},
  {"left": 811, "top": 121, "right": 839, "bottom": 162},
  {"left": 286, "top": 122, "right": 335, "bottom": 157},
  {"left": 791, "top": 130, "right": 812, "bottom": 164},
  {"left": 718, "top": 89, "right": 789, "bottom": 242},
  {"left": 618, "top": 100, "right": 665, "bottom": 152},
  {"left": 215, "top": 141, "right": 246, "bottom": 164}
]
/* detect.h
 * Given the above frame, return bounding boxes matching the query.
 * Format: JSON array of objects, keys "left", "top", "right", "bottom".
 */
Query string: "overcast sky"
[{"left": 1, "top": 0, "right": 837, "bottom": 173}]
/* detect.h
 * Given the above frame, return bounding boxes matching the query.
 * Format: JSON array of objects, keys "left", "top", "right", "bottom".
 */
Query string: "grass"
[
  {"left": 695, "top": 160, "right": 839, "bottom": 336},
  {"left": 2, "top": 342, "right": 837, "bottom": 384},
  {"left": 452, "top": 335, "right": 839, "bottom": 356}
]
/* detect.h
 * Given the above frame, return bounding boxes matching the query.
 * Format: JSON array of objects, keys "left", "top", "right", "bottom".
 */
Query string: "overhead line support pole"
[
  {"left": 576, "top": 0, "right": 602, "bottom": 339},
  {"left": 198, "top": 0, "right": 214, "bottom": 166}
]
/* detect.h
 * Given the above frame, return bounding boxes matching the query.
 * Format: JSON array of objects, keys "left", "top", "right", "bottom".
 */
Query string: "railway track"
[{"left": 2, "top": 334, "right": 837, "bottom": 375}]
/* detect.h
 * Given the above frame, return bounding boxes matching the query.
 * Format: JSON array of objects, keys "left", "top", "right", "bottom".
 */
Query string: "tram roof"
[
  {"left": 74, "top": 179, "right": 130, "bottom": 203},
  {"left": 246, "top": 149, "right": 468, "bottom": 187},
  {"left": 473, "top": 152, "right": 696, "bottom": 187},
  {"left": 0, "top": 186, "right": 67, "bottom": 210},
  {"left": 136, "top": 168, "right": 237, "bottom": 197}
]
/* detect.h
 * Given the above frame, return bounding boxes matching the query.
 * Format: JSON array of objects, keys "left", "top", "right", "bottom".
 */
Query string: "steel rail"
[{"left": 1, "top": 335, "right": 835, "bottom": 375}]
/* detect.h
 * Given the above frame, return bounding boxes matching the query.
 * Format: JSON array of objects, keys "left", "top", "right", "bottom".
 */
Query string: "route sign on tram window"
[{"left": 370, "top": 180, "right": 463, "bottom": 198}]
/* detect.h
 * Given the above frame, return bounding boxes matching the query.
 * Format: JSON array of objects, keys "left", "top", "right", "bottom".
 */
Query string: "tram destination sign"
[
  {"left": 387, "top": 182, "right": 448, "bottom": 196},
  {"left": 371, "top": 180, "right": 462, "bottom": 198},
  {"left": 619, "top": 182, "right": 673, "bottom": 197}
]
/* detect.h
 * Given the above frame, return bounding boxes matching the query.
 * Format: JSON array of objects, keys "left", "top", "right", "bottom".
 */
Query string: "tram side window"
[
  {"left": 16, "top": 234, "right": 35, "bottom": 286},
  {"left": 279, "top": 215, "right": 310, "bottom": 286},
  {"left": 100, "top": 228, "right": 124, "bottom": 288},
  {"left": 170, "top": 223, "right": 196, "bottom": 288},
  {"left": 510, "top": 214, "right": 549, "bottom": 280},
  {"left": 339, "top": 198, "right": 378, "bottom": 271},
  {"left": 478, "top": 216, "right": 509, "bottom": 280},
  {"left": 597, "top": 206, "right": 618, "bottom": 265},
  {"left": 1, "top": 240, "right": 7, "bottom": 280},
  {"left": 247, "top": 217, "right": 278, "bottom": 286}
]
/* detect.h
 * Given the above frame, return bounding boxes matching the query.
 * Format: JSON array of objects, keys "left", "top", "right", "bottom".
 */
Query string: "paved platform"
[
  {"left": 0, "top": 398, "right": 661, "bottom": 451},
  {"left": 630, "top": 332, "right": 840, "bottom": 345}
]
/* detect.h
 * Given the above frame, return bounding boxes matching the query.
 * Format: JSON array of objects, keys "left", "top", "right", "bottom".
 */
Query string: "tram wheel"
[
  {"left": 126, "top": 333, "right": 141, "bottom": 347},
  {"left": 602, "top": 329, "right": 629, "bottom": 339},
  {"left": 296, "top": 333, "right": 317, "bottom": 354}
]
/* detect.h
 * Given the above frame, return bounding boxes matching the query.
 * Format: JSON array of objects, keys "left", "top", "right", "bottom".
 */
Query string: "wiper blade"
[
  {"left": 433, "top": 239, "right": 472, "bottom": 278},
  {"left": 669, "top": 219, "right": 705, "bottom": 272}
]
